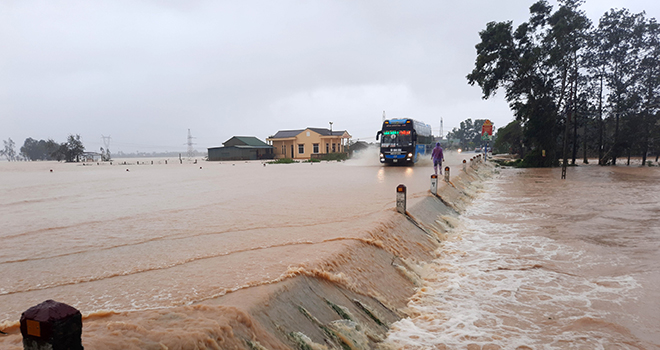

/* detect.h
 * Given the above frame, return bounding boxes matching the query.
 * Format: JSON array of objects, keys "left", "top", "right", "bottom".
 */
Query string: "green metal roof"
[{"left": 223, "top": 136, "right": 270, "bottom": 147}]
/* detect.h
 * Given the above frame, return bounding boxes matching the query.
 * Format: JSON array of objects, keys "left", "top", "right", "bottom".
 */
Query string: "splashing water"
[{"left": 385, "top": 166, "right": 660, "bottom": 349}]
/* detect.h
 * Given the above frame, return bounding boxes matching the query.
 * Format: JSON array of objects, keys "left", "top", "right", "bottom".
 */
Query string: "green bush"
[
  {"left": 519, "top": 149, "right": 558, "bottom": 168},
  {"left": 268, "top": 158, "right": 296, "bottom": 164},
  {"left": 317, "top": 153, "right": 348, "bottom": 161}
]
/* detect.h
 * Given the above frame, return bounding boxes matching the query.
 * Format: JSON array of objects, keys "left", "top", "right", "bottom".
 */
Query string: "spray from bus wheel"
[{"left": 375, "top": 118, "right": 434, "bottom": 165}]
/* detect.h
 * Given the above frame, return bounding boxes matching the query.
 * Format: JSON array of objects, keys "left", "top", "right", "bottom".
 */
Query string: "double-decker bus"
[{"left": 376, "top": 118, "right": 434, "bottom": 165}]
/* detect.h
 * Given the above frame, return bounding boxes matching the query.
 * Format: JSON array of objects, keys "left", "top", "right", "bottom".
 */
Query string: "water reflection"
[{"left": 377, "top": 167, "right": 385, "bottom": 183}]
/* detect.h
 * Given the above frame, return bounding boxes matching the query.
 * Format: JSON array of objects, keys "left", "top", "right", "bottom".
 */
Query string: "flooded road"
[
  {"left": 385, "top": 165, "right": 660, "bottom": 349},
  {"left": 0, "top": 149, "right": 472, "bottom": 328}
]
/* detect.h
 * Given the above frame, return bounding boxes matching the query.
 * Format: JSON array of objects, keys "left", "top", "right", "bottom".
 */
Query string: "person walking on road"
[{"left": 431, "top": 142, "right": 444, "bottom": 175}]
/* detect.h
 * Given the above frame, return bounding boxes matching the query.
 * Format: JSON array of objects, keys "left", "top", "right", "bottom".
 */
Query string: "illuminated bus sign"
[{"left": 383, "top": 130, "right": 411, "bottom": 136}]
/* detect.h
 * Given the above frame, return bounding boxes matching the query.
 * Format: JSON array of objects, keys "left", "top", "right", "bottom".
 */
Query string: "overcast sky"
[{"left": 2, "top": 0, "right": 659, "bottom": 153}]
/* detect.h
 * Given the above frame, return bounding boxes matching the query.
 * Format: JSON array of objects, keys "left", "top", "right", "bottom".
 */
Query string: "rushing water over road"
[
  {"left": 385, "top": 165, "right": 660, "bottom": 349},
  {"left": 0, "top": 151, "right": 470, "bottom": 327}
]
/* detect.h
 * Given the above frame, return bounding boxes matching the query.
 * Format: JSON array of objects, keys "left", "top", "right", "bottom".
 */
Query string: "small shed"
[{"left": 207, "top": 136, "right": 274, "bottom": 161}]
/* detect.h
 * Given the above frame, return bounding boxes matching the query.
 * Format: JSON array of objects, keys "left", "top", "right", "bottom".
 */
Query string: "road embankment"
[{"left": 0, "top": 158, "right": 494, "bottom": 350}]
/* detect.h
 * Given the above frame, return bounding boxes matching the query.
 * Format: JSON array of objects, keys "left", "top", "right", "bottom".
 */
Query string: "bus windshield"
[{"left": 380, "top": 130, "right": 413, "bottom": 148}]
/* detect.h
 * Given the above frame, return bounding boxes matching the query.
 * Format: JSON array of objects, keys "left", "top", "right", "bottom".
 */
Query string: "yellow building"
[{"left": 267, "top": 127, "right": 351, "bottom": 159}]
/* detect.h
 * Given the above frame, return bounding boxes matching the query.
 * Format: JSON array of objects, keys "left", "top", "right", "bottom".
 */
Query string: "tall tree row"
[
  {"left": 1, "top": 135, "right": 88, "bottom": 162},
  {"left": 468, "top": 0, "right": 660, "bottom": 166}
]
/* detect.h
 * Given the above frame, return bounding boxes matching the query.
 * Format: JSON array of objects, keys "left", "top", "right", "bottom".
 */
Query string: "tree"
[
  {"left": 446, "top": 118, "right": 487, "bottom": 150},
  {"left": 20, "top": 138, "right": 60, "bottom": 161},
  {"left": 20, "top": 138, "right": 40, "bottom": 161},
  {"left": 583, "top": 31, "right": 608, "bottom": 164},
  {"left": 633, "top": 17, "right": 660, "bottom": 165},
  {"left": 467, "top": 0, "right": 591, "bottom": 167},
  {"left": 493, "top": 120, "right": 524, "bottom": 155},
  {"left": 1, "top": 138, "right": 17, "bottom": 161},
  {"left": 596, "top": 9, "right": 646, "bottom": 165},
  {"left": 51, "top": 143, "right": 67, "bottom": 162},
  {"left": 64, "top": 134, "right": 85, "bottom": 162},
  {"left": 100, "top": 147, "right": 111, "bottom": 161}
]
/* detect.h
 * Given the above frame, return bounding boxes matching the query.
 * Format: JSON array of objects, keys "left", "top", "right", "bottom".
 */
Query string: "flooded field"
[
  {"left": 384, "top": 165, "right": 660, "bottom": 349},
  {"left": 3, "top": 153, "right": 656, "bottom": 349},
  {"left": 0, "top": 150, "right": 474, "bottom": 348}
]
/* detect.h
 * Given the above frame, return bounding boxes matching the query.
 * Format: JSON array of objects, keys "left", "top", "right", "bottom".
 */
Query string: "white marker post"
[
  {"left": 430, "top": 174, "right": 438, "bottom": 195},
  {"left": 444, "top": 167, "right": 450, "bottom": 182},
  {"left": 396, "top": 184, "right": 406, "bottom": 214},
  {"left": 463, "top": 159, "right": 467, "bottom": 172}
]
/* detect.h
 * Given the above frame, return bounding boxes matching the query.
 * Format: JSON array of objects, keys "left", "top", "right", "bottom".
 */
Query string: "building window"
[
  {"left": 326, "top": 143, "right": 329, "bottom": 153},
  {"left": 306, "top": 131, "right": 310, "bottom": 137},
  {"left": 282, "top": 145, "right": 286, "bottom": 157},
  {"left": 313, "top": 143, "right": 319, "bottom": 153},
  {"left": 298, "top": 144, "right": 304, "bottom": 154},
  {"left": 332, "top": 143, "right": 336, "bottom": 152}
]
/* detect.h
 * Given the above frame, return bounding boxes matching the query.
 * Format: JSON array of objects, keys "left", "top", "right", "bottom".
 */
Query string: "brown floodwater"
[
  {"left": 384, "top": 165, "right": 660, "bottom": 349},
  {"left": 0, "top": 149, "right": 474, "bottom": 348}
]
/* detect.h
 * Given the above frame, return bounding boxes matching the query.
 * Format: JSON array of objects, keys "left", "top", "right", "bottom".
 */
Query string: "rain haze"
[{"left": 2, "top": 0, "right": 659, "bottom": 153}]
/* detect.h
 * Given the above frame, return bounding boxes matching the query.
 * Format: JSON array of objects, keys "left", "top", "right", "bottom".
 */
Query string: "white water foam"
[{"left": 385, "top": 176, "right": 643, "bottom": 349}]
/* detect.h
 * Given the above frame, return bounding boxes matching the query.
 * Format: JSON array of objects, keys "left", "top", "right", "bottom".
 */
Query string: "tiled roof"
[{"left": 270, "top": 130, "right": 304, "bottom": 139}]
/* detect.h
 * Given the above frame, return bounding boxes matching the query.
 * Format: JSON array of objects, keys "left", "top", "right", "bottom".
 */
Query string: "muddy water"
[
  {"left": 0, "top": 149, "right": 472, "bottom": 347},
  {"left": 385, "top": 165, "right": 660, "bottom": 349}
]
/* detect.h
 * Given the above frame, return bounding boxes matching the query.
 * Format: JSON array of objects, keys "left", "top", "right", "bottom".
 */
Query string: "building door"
[{"left": 291, "top": 145, "right": 294, "bottom": 159}]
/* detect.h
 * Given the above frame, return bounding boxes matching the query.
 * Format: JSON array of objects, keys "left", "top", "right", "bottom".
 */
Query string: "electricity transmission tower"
[
  {"left": 186, "top": 129, "right": 196, "bottom": 158},
  {"left": 101, "top": 135, "right": 111, "bottom": 161},
  {"left": 101, "top": 135, "right": 111, "bottom": 150}
]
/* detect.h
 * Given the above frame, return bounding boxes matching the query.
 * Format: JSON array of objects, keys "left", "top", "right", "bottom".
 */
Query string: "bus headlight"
[
  {"left": 407, "top": 153, "right": 413, "bottom": 158},
  {"left": 380, "top": 153, "right": 384, "bottom": 158}
]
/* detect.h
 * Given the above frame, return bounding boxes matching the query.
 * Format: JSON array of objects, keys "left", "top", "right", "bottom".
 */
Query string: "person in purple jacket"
[{"left": 431, "top": 142, "right": 444, "bottom": 175}]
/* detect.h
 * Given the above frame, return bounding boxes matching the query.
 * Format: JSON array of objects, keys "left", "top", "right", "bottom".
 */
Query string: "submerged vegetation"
[{"left": 468, "top": 0, "right": 660, "bottom": 167}]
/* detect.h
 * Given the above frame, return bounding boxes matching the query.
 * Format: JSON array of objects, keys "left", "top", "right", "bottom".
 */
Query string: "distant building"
[
  {"left": 81, "top": 152, "right": 102, "bottom": 162},
  {"left": 267, "top": 127, "right": 351, "bottom": 160},
  {"left": 207, "top": 136, "right": 274, "bottom": 161},
  {"left": 349, "top": 140, "right": 370, "bottom": 154}
]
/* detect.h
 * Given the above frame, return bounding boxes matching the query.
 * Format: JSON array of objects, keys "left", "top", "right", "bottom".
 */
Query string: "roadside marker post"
[
  {"left": 396, "top": 184, "right": 406, "bottom": 214},
  {"left": 444, "top": 167, "right": 450, "bottom": 182},
  {"left": 430, "top": 174, "right": 438, "bottom": 195},
  {"left": 463, "top": 159, "right": 467, "bottom": 172},
  {"left": 21, "top": 300, "right": 83, "bottom": 350}
]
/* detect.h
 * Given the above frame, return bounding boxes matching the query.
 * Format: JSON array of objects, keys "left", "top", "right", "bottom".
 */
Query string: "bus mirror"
[{"left": 376, "top": 131, "right": 381, "bottom": 140}]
